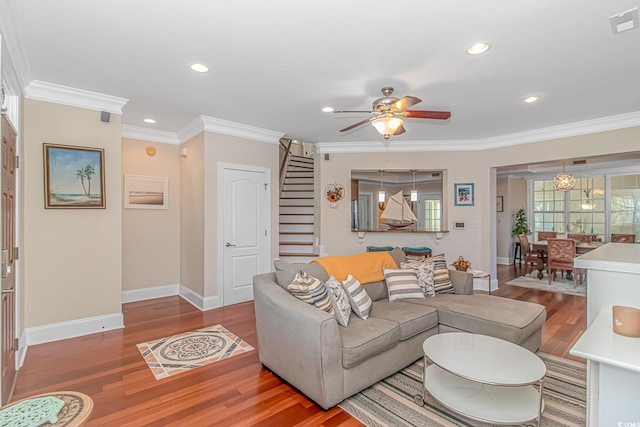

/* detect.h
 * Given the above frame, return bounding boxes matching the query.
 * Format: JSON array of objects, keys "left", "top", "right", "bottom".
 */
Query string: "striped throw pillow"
[
  {"left": 383, "top": 268, "right": 425, "bottom": 301},
  {"left": 401, "top": 260, "right": 436, "bottom": 297},
  {"left": 325, "top": 276, "right": 351, "bottom": 327},
  {"left": 341, "top": 275, "right": 372, "bottom": 319},
  {"left": 426, "top": 255, "right": 456, "bottom": 294},
  {"left": 288, "top": 271, "right": 335, "bottom": 315}
]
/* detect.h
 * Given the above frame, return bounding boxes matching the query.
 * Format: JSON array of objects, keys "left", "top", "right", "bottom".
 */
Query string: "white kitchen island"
[{"left": 570, "top": 243, "right": 640, "bottom": 427}]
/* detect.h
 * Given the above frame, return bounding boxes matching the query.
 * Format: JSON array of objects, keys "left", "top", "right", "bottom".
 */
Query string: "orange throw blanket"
[{"left": 313, "top": 252, "right": 397, "bottom": 284}]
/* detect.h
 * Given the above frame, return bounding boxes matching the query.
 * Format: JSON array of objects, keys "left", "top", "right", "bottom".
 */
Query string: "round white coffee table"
[{"left": 414, "top": 333, "right": 546, "bottom": 426}]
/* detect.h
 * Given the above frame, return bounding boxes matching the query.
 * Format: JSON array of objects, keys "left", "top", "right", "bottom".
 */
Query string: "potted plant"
[{"left": 511, "top": 208, "right": 531, "bottom": 237}]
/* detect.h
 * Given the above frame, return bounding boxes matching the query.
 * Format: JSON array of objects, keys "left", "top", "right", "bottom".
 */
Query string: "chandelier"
[{"left": 553, "top": 162, "right": 576, "bottom": 191}]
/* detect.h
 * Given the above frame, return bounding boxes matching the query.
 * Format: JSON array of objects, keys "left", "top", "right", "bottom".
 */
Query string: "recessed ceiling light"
[
  {"left": 322, "top": 107, "right": 334, "bottom": 113},
  {"left": 466, "top": 42, "right": 491, "bottom": 55},
  {"left": 522, "top": 95, "right": 541, "bottom": 104},
  {"left": 144, "top": 118, "right": 156, "bottom": 124},
  {"left": 190, "top": 63, "right": 209, "bottom": 73}
]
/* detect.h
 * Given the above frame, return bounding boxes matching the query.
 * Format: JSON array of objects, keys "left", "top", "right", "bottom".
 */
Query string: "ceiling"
[{"left": 2, "top": 1, "right": 640, "bottom": 144}]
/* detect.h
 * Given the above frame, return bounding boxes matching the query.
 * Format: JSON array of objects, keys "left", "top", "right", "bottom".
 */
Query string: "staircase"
[{"left": 279, "top": 155, "right": 319, "bottom": 262}]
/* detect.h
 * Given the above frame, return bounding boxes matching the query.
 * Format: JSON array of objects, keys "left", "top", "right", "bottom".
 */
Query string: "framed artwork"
[
  {"left": 454, "top": 183, "right": 474, "bottom": 206},
  {"left": 497, "top": 196, "right": 504, "bottom": 212},
  {"left": 124, "top": 174, "right": 169, "bottom": 209},
  {"left": 43, "top": 143, "right": 105, "bottom": 209}
]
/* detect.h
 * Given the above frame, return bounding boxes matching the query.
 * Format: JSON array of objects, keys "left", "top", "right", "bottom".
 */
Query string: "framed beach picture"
[
  {"left": 43, "top": 143, "right": 105, "bottom": 209},
  {"left": 497, "top": 196, "right": 504, "bottom": 212},
  {"left": 124, "top": 174, "right": 169, "bottom": 209},
  {"left": 454, "top": 183, "right": 474, "bottom": 206}
]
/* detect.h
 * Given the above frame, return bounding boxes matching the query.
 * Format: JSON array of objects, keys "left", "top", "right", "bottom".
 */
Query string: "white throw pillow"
[
  {"left": 341, "top": 275, "right": 372, "bottom": 319},
  {"left": 325, "top": 276, "right": 351, "bottom": 327},
  {"left": 383, "top": 267, "right": 425, "bottom": 301}
]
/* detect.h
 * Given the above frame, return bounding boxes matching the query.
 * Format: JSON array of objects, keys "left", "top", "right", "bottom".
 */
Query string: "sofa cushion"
[
  {"left": 274, "top": 259, "right": 329, "bottom": 289},
  {"left": 287, "top": 271, "right": 334, "bottom": 316},
  {"left": 342, "top": 275, "right": 373, "bottom": 319},
  {"left": 401, "top": 260, "right": 436, "bottom": 297},
  {"left": 383, "top": 268, "right": 424, "bottom": 301},
  {"left": 427, "top": 255, "right": 455, "bottom": 294},
  {"left": 339, "top": 316, "right": 400, "bottom": 368},
  {"left": 325, "top": 276, "right": 351, "bottom": 327},
  {"left": 408, "top": 294, "right": 546, "bottom": 346},
  {"left": 370, "top": 300, "right": 438, "bottom": 340}
]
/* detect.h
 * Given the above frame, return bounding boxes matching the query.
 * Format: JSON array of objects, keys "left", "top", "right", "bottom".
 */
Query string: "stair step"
[
  {"left": 280, "top": 206, "right": 314, "bottom": 215},
  {"left": 280, "top": 199, "right": 314, "bottom": 206},
  {"left": 279, "top": 253, "right": 320, "bottom": 258},
  {"left": 280, "top": 234, "right": 314, "bottom": 243},
  {"left": 280, "top": 231, "right": 313, "bottom": 235},
  {"left": 288, "top": 164, "right": 314, "bottom": 170},
  {"left": 289, "top": 155, "right": 313, "bottom": 163},
  {"left": 279, "top": 241, "right": 313, "bottom": 245}
]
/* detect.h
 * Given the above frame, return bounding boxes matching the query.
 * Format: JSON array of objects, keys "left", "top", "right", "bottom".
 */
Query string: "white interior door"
[{"left": 222, "top": 166, "right": 269, "bottom": 306}]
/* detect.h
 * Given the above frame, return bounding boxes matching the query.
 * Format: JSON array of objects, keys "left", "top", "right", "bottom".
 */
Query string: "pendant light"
[
  {"left": 410, "top": 170, "right": 418, "bottom": 202},
  {"left": 378, "top": 170, "right": 386, "bottom": 203},
  {"left": 553, "top": 162, "right": 576, "bottom": 191}
]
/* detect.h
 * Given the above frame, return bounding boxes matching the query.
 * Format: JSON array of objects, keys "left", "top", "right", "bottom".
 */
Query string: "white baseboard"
[
  {"left": 122, "top": 284, "right": 180, "bottom": 303},
  {"left": 26, "top": 312, "right": 124, "bottom": 346},
  {"left": 497, "top": 257, "right": 511, "bottom": 265},
  {"left": 17, "top": 330, "right": 27, "bottom": 369},
  {"left": 179, "top": 285, "right": 221, "bottom": 311}
]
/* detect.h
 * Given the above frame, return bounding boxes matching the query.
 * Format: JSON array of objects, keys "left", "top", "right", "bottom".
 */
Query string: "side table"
[
  {"left": 470, "top": 269, "right": 492, "bottom": 294},
  {"left": 2, "top": 391, "right": 93, "bottom": 426}
]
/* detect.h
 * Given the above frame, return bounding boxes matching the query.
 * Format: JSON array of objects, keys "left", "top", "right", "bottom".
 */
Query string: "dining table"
[{"left": 529, "top": 240, "right": 606, "bottom": 279}]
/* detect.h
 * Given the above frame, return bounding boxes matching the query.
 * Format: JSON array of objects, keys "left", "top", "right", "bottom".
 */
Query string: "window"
[
  {"left": 420, "top": 197, "right": 441, "bottom": 231},
  {"left": 533, "top": 180, "right": 565, "bottom": 236},
  {"left": 531, "top": 173, "right": 640, "bottom": 242},
  {"left": 610, "top": 174, "right": 640, "bottom": 240}
]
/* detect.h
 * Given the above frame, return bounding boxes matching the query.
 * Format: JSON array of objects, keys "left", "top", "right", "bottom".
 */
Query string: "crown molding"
[
  {"left": 315, "top": 111, "right": 640, "bottom": 153},
  {"left": 24, "top": 80, "right": 129, "bottom": 114},
  {"left": 0, "top": 2, "right": 31, "bottom": 92},
  {"left": 177, "top": 115, "right": 284, "bottom": 144},
  {"left": 122, "top": 125, "right": 179, "bottom": 145}
]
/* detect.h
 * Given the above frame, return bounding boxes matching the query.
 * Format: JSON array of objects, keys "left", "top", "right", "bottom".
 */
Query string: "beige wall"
[
  {"left": 202, "top": 132, "right": 279, "bottom": 299},
  {"left": 180, "top": 134, "right": 205, "bottom": 296},
  {"left": 22, "top": 99, "right": 122, "bottom": 327},
  {"left": 319, "top": 126, "right": 640, "bottom": 274},
  {"left": 122, "top": 139, "right": 180, "bottom": 291}
]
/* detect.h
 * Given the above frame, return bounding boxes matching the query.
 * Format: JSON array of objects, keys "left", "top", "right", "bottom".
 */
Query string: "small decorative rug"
[
  {"left": 505, "top": 273, "right": 586, "bottom": 296},
  {"left": 339, "top": 352, "right": 586, "bottom": 427},
  {"left": 137, "top": 324, "right": 254, "bottom": 380}
]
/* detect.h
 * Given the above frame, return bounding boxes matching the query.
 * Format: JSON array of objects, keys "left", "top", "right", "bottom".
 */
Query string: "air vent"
[
  {"left": 432, "top": 173, "right": 440, "bottom": 177},
  {"left": 573, "top": 160, "right": 587, "bottom": 165},
  {"left": 610, "top": 8, "right": 639, "bottom": 35}
]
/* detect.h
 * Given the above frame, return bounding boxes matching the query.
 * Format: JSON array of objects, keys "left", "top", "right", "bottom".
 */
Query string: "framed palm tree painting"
[{"left": 43, "top": 143, "right": 105, "bottom": 208}]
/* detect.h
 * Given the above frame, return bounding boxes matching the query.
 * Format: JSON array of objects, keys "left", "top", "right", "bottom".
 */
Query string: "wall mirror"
[{"left": 351, "top": 170, "right": 444, "bottom": 232}]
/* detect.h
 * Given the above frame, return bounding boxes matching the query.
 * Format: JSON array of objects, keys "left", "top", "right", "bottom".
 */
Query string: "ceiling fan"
[{"left": 335, "top": 87, "right": 451, "bottom": 139}]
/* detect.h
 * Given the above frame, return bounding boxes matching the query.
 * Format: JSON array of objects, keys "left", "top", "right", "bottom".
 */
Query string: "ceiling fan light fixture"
[
  {"left": 372, "top": 116, "right": 403, "bottom": 139},
  {"left": 466, "top": 42, "right": 491, "bottom": 55}
]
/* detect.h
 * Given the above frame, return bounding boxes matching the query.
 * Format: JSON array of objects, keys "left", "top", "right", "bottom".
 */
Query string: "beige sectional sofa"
[{"left": 253, "top": 248, "right": 546, "bottom": 409}]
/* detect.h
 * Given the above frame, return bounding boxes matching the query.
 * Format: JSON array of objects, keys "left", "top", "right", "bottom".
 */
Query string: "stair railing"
[{"left": 279, "top": 138, "right": 293, "bottom": 193}]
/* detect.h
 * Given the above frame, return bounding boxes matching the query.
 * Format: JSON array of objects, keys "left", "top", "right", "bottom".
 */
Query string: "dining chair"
[
  {"left": 537, "top": 231, "right": 557, "bottom": 241},
  {"left": 546, "top": 238, "right": 585, "bottom": 287},
  {"left": 518, "top": 234, "right": 544, "bottom": 278},
  {"left": 567, "top": 233, "right": 593, "bottom": 244},
  {"left": 611, "top": 233, "right": 636, "bottom": 243}
]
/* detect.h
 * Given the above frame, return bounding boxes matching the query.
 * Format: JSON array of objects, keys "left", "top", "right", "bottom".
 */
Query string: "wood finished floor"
[{"left": 12, "top": 263, "right": 586, "bottom": 426}]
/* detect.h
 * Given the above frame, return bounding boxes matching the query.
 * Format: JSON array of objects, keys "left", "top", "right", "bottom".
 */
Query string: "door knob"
[{"left": 225, "top": 242, "right": 236, "bottom": 247}]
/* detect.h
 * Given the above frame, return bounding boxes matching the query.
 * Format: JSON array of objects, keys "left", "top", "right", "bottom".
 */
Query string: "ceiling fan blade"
[
  {"left": 401, "top": 110, "right": 451, "bottom": 120},
  {"left": 340, "top": 117, "right": 375, "bottom": 132},
  {"left": 393, "top": 125, "right": 406, "bottom": 136},
  {"left": 392, "top": 96, "right": 421, "bottom": 111}
]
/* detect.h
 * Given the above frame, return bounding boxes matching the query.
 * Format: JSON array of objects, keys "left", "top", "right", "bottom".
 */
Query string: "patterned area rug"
[
  {"left": 339, "top": 352, "right": 586, "bottom": 427},
  {"left": 505, "top": 273, "right": 586, "bottom": 296},
  {"left": 137, "top": 324, "right": 254, "bottom": 380}
]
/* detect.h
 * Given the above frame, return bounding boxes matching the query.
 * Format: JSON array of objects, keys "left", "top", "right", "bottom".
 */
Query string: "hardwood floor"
[{"left": 12, "top": 264, "right": 586, "bottom": 426}]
